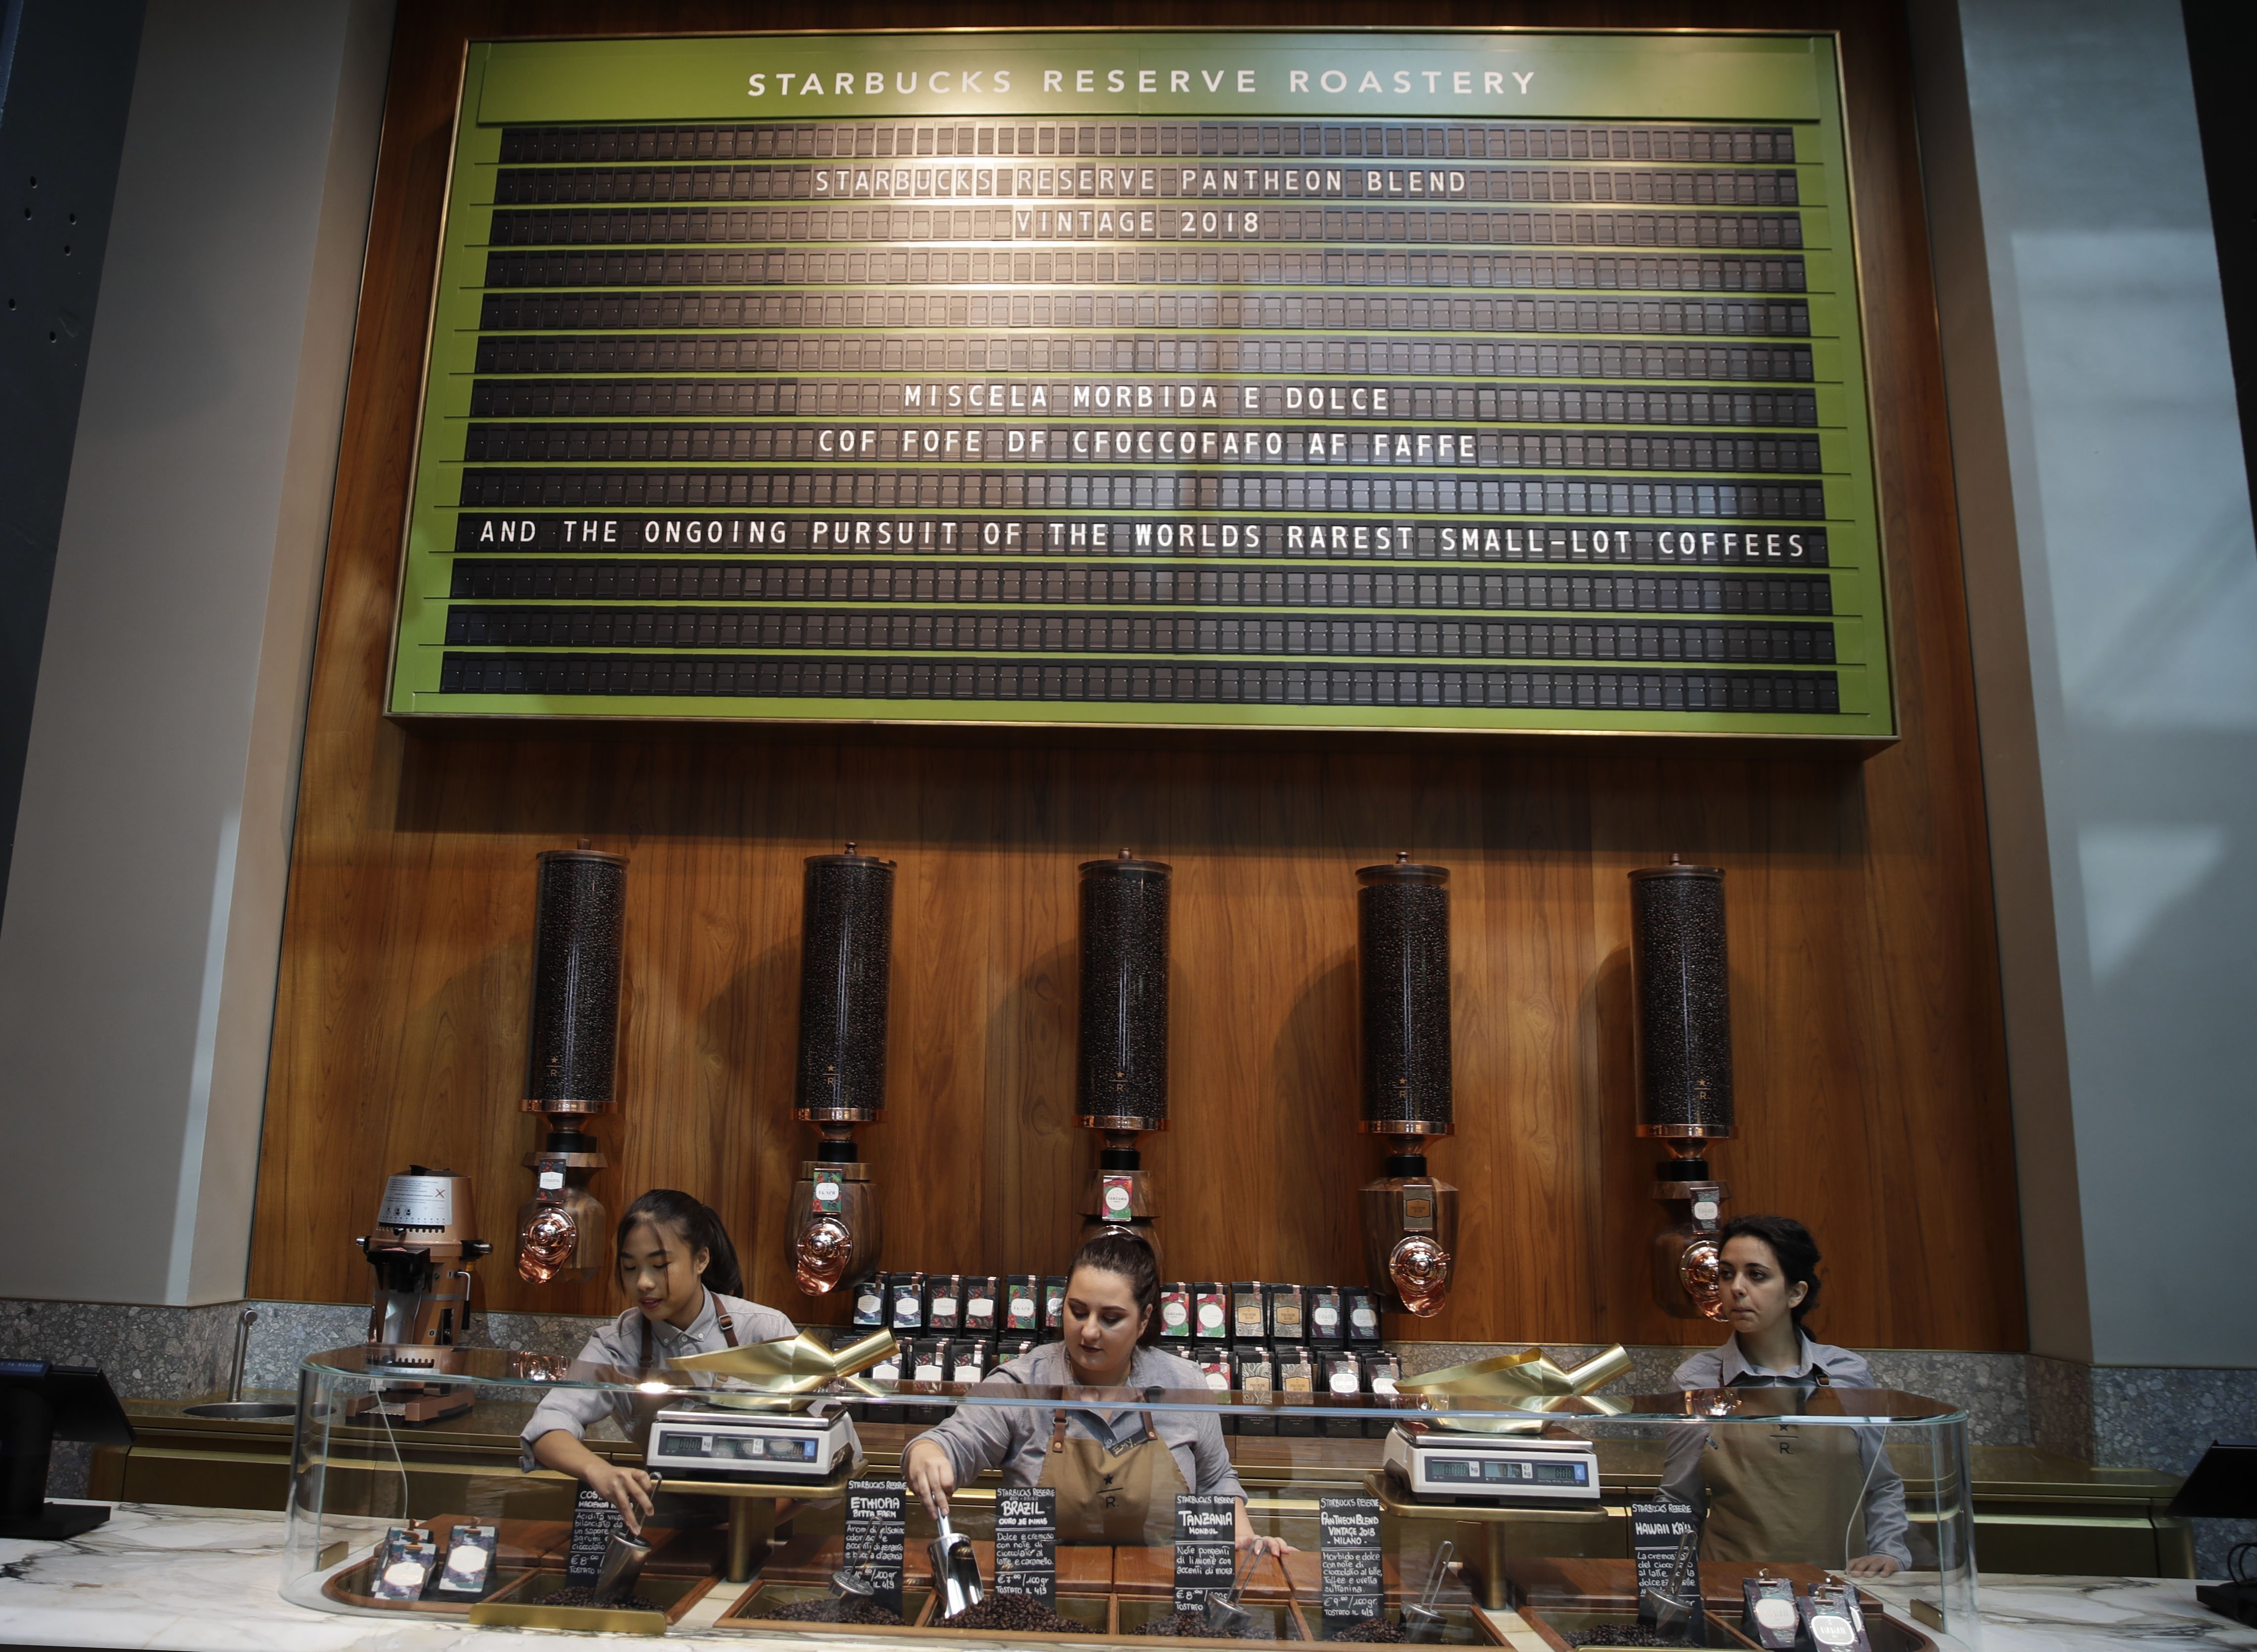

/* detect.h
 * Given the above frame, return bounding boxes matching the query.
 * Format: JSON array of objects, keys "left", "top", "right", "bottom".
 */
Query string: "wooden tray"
[
  {"left": 471, "top": 1567, "right": 718, "bottom": 1634},
  {"left": 714, "top": 1583, "right": 1111, "bottom": 1641}
]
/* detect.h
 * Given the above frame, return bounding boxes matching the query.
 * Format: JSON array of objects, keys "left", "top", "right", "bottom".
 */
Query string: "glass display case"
[{"left": 284, "top": 1344, "right": 1976, "bottom": 1644}]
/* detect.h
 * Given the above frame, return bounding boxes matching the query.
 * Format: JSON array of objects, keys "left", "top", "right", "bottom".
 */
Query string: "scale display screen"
[
  {"left": 654, "top": 1431, "right": 821, "bottom": 1462},
  {"left": 388, "top": 29, "right": 1893, "bottom": 739},
  {"left": 1427, "top": 1455, "right": 1590, "bottom": 1484}
]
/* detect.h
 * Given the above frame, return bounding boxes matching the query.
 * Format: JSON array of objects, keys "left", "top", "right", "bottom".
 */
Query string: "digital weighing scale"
[
  {"left": 1383, "top": 1424, "right": 1604, "bottom": 1507},
  {"left": 645, "top": 1401, "right": 864, "bottom": 1484}
]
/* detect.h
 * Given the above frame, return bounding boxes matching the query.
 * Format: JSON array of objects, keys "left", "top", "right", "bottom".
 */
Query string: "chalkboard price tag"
[
  {"left": 1319, "top": 1495, "right": 1385, "bottom": 1623},
  {"left": 565, "top": 1486, "right": 629, "bottom": 1587},
  {"left": 1172, "top": 1493, "right": 1238, "bottom": 1612},
  {"left": 995, "top": 1486, "right": 1058, "bottom": 1605},
  {"left": 1630, "top": 1497, "right": 1705, "bottom": 1638},
  {"left": 844, "top": 1480, "right": 908, "bottom": 1615}
]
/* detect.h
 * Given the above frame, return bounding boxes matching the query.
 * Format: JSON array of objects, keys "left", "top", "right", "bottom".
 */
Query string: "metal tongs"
[
  {"left": 927, "top": 1510, "right": 983, "bottom": 1618},
  {"left": 1202, "top": 1549, "right": 1259, "bottom": 1635},
  {"left": 1640, "top": 1528, "right": 1700, "bottom": 1639},
  {"left": 1401, "top": 1539, "right": 1455, "bottom": 1642}
]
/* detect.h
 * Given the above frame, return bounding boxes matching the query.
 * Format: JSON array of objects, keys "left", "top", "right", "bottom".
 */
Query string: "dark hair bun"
[{"left": 1068, "top": 1230, "right": 1161, "bottom": 1339}]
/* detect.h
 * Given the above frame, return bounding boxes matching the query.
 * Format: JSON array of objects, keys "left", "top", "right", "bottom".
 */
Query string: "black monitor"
[
  {"left": 0, "top": 1359, "right": 137, "bottom": 1540},
  {"left": 2168, "top": 1440, "right": 2257, "bottom": 1519}
]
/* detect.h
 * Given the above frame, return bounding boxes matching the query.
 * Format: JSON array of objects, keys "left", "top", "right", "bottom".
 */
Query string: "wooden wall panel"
[{"left": 251, "top": 0, "right": 2030, "bottom": 1353}]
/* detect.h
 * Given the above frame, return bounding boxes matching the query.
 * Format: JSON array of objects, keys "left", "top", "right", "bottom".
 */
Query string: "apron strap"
[
  {"left": 1137, "top": 1411, "right": 1160, "bottom": 1444},
  {"left": 1048, "top": 1411, "right": 1071, "bottom": 1453},
  {"left": 638, "top": 1292, "right": 741, "bottom": 1368}
]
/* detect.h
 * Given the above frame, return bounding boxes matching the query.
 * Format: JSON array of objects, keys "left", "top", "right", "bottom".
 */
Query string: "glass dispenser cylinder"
[
  {"left": 515, "top": 847, "right": 625, "bottom": 1286},
  {"left": 1075, "top": 852, "right": 1172, "bottom": 1131},
  {"left": 1356, "top": 855, "right": 1453, "bottom": 1137},
  {"left": 790, "top": 846, "right": 897, "bottom": 1297}
]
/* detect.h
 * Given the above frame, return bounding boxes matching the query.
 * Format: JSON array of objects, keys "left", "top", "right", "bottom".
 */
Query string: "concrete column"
[
  {"left": 1910, "top": 0, "right": 2257, "bottom": 1369},
  {"left": 0, "top": 0, "right": 394, "bottom": 1304}
]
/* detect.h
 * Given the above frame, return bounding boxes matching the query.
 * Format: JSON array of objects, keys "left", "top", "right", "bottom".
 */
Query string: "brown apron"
[
  {"left": 1038, "top": 1408, "right": 1189, "bottom": 1546},
  {"left": 1697, "top": 1375, "right": 1868, "bottom": 1568}
]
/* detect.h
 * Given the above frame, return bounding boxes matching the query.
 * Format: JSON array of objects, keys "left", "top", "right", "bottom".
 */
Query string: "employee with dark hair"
[
  {"left": 1661, "top": 1215, "right": 1912, "bottom": 1577},
  {"left": 523, "top": 1189, "right": 794, "bottom": 1529},
  {"left": 904, "top": 1231, "right": 1287, "bottom": 1554}
]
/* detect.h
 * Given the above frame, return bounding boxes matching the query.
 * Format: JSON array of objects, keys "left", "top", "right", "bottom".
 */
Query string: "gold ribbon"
[
  {"left": 666, "top": 1328, "right": 901, "bottom": 1408},
  {"left": 1397, "top": 1344, "right": 1633, "bottom": 1434}
]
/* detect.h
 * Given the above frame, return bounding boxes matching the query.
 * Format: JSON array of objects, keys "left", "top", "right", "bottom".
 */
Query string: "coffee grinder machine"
[
  {"left": 1631, "top": 858, "right": 1735, "bottom": 1321},
  {"left": 513, "top": 846, "right": 626, "bottom": 1286},
  {"left": 1356, "top": 854, "right": 1459, "bottom": 1318},
  {"left": 354, "top": 1168, "right": 491, "bottom": 1421},
  {"left": 1076, "top": 851, "right": 1170, "bottom": 1263},
  {"left": 788, "top": 845, "right": 895, "bottom": 1297}
]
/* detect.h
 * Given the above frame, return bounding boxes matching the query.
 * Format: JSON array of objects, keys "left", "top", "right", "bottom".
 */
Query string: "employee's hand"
[
  {"left": 1844, "top": 1554, "right": 1901, "bottom": 1578},
  {"left": 584, "top": 1460, "right": 656, "bottom": 1532},
  {"left": 903, "top": 1438, "right": 956, "bottom": 1520}
]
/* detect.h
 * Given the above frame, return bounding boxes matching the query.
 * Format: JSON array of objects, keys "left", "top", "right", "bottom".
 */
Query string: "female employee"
[
  {"left": 904, "top": 1232, "right": 1287, "bottom": 1555},
  {"left": 522, "top": 1189, "right": 795, "bottom": 1530},
  {"left": 1662, "top": 1215, "right": 1912, "bottom": 1577}
]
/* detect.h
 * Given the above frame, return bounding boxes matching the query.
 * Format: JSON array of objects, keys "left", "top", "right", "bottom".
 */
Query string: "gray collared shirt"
[
  {"left": 912, "top": 1342, "right": 1247, "bottom": 1502},
  {"left": 518, "top": 1291, "right": 795, "bottom": 1471},
  {"left": 1661, "top": 1332, "right": 1912, "bottom": 1566}
]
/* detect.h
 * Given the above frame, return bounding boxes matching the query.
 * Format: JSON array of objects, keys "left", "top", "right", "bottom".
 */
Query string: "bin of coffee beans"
[
  {"left": 758, "top": 1594, "right": 909, "bottom": 1626},
  {"left": 943, "top": 1594, "right": 1090, "bottom": 1636}
]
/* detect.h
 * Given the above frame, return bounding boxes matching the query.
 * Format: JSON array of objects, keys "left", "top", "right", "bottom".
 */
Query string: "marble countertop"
[{"left": 3, "top": 1500, "right": 2253, "bottom": 1651}]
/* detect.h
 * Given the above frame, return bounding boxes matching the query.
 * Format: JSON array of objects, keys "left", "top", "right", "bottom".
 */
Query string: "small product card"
[
  {"left": 1172, "top": 1494, "right": 1238, "bottom": 1612},
  {"left": 431, "top": 1523, "right": 499, "bottom": 1600},
  {"left": 1318, "top": 1495, "right": 1384, "bottom": 1624},
  {"left": 371, "top": 1525, "right": 435, "bottom": 1602},
  {"left": 1631, "top": 1498, "right": 1705, "bottom": 1637},
  {"left": 565, "top": 1487, "right": 629, "bottom": 1587},
  {"left": 1802, "top": 1585, "right": 1870, "bottom": 1652},
  {"left": 995, "top": 1486, "right": 1058, "bottom": 1606},
  {"left": 843, "top": 1480, "right": 907, "bottom": 1615},
  {"left": 1159, "top": 1283, "right": 1193, "bottom": 1340}
]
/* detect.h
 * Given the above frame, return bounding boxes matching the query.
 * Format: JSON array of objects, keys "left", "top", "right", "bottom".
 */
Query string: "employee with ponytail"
[
  {"left": 1662, "top": 1216, "right": 1912, "bottom": 1577},
  {"left": 523, "top": 1190, "right": 794, "bottom": 1529}
]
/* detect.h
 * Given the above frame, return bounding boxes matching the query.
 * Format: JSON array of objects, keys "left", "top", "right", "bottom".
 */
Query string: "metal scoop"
[
  {"left": 927, "top": 1510, "right": 982, "bottom": 1619},
  {"left": 1202, "top": 1549, "right": 1259, "bottom": 1635},
  {"left": 1639, "top": 1528, "right": 1699, "bottom": 1639},
  {"left": 1402, "top": 1539, "right": 1455, "bottom": 1642},
  {"left": 593, "top": 1531, "right": 654, "bottom": 1603}
]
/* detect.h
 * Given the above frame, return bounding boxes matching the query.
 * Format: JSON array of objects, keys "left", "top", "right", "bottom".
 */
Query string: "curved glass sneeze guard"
[{"left": 286, "top": 1347, "right": 1979, "bottom": 1643}]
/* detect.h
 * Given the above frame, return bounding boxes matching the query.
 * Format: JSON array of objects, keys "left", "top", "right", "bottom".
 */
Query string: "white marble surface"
[
  {"left": 4, "top": 1502, "right": 2256, "bottom": 1651},
  {"left": 1860, "top": 1573, "right": 2257, "bottom": 1652}
]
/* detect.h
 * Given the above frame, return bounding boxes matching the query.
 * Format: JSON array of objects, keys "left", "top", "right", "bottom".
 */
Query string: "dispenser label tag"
[
  {"left": 815, "top": 1179, "right": 842, "bottom": 1207},
  {"left": 1101, "top": 1175, "right": 1134, "bottom": 1216},
  {"left": 1693, "top": 1199, "right": 1719, "bottom": 1223},
  {"left": 1630, "top": 1497, "right": 1706, "bottom": 1633},
  {"left": 1319, "top": 1496, "right": 1384, "bottom": 1622},
  {"left": 1172, "top": 1494, "right": 1238, "bottom": 1612},
  {"left": 378, "top": 1177, "right": 452, "bottom": 1228},
  {"left": 565, "top": 1487, "right": 629, "bottom": 1587},
  {"left": 995, "top": 1486, "right": 1057, "bottom": 1606},
  {"left": 538, "top": 1171, "right": 565, "bottom": 1191},
  {"left": 843, "top": 1480, "right": 907, "bottom": 1615}
]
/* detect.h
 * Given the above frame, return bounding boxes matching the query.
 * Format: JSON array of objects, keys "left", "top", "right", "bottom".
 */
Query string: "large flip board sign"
[{"left": 389, "top": 30, "right": 1894, "bottom": 739}]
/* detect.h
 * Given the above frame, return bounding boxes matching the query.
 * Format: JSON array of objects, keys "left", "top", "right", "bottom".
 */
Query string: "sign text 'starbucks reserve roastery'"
[{"left": 391, "top": 30, "right": 1894, "bottom": 739}]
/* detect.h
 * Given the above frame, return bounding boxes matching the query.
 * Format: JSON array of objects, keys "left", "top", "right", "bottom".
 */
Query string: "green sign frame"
[{"left": 389, "top": 28, "right": 1894, "bottom": 740}]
